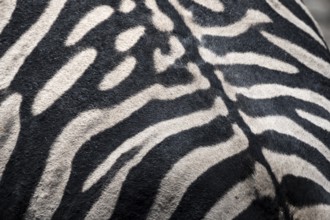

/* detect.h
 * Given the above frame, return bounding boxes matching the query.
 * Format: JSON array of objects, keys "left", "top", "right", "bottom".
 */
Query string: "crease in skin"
[
  {"left": 145, "top": 0, "right": 174, "bottom": 32},
  {"left": 0, "top": 0, "right": 17, "bottom": 34},
  {"left": 32, "top": 48, "right": 98, "bottom": 115},
  {"left": 261, "top": 31, "right": 330, "bottom": 79},
  {"left": 265, "top": 0, "right": 326, "bottom": 47},
  {"left": 203, "top": 163, "right": 275, "bottom": 220},
  {"left": 147, "top": 124, "right": 248, "bottom": 220},
  {"left": 26, "top": 62, "right": 211, "bottom": 219},
  {"left": 192, "top": 0, "right": 224, "bottom": 13},
  {"left": 65, "top": 5, "right": 114, "bottom": 46},
  {"left": 85, "top": 98, "right": 227, "bottom": 220},
  {"left": 153, "top": 36, "right": 185, "bottom": 73},
  {"left": 98, "top": 56, "right": 137, "bottom": 91},
  {"left": 262, "top": 148, "right": 330, "bottom": 192},
  {"left": 239, "top": 111, "right": 330, "bottom": 161},
  {"left": 119, "top": 0, "right": 136, "bottom": 13},
  {"left": 0, "top": 0, "right": 68, "bottom": 90},
  {"left": 215, "top": 70, "right": 330, "bottom": 114},
  {"left": 199, "top": 47, "right": 299, "bottom": 74},
  {"left": 0, "top": 93, "right": 22, "bottom": 177},
  {"left": 296, "top": 109, "right": 330, "bottom": 132},
  {"left": 168, "top": 0, "right": 272, "bottom": 40},
  {"left": 115, "top": 25, "right": 146, "bottom": 52}
]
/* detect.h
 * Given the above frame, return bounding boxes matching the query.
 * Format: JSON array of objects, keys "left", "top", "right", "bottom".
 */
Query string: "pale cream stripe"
[
  {"left": 85, "top": 98, "right": 227, "bottom": 220},
  {"left": 98, "top": 56, "right": 136, "bottom": 91},
  {"left": 168, "top": 0, "right": 272, "bottom": 41},
  {"left": 263, "top": 148, "right": 330, "bottom": 192},
  {"left": 240, "top": 111, "right": 330, "bottom": 160},
  {"left": 145, "top": 0, "right": 174, "bottom": 32},
  {"left": 26, "top": 63, "right": 210, "bottom": 219},
  {"left": 32, "top": 48, "right": 98, "bottom": 115},
  {"left": 265, "top": 0, "right": 326, "bottom": 47},
  {"left": 296, "top": 109, "right": 330, "bottom": 132},
  {"left": 199, "top": 47, "right": 298, "bottom": 74},
  {"left": 0, "top": 0, "right": 16, "bottom": 34},
  {"left": 203, "top": 163, "right": 275, "bottom": 220},
  {"left": 0, "top": 93, "right": 22, "bottom": 177},
  {"left": 215, "top": 70, "right": 330, "bottom": 113},
  {"left": 147, "top": 124, "right": 248, "bottom": 220},
  {"left": 0, "top": 0, "right": 68, "bottom": 90},
  {"left": 261, "top": 31, "right": 330, "bottom": 79},
  {"left": 65, "top": 5, "right": 114, "bottom": 46},
  {"left": 192, "top": 0, "right": 224, "bottom": 13}
]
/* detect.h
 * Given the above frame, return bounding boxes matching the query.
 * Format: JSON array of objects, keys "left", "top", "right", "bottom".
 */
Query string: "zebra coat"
[{"left": 0, "top": 0, "right": 329, "bottom": 219}]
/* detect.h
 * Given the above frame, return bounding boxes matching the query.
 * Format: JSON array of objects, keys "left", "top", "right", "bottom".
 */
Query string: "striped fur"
[{"left": 0, "top": 0, "right": 329, "bottom": 219}]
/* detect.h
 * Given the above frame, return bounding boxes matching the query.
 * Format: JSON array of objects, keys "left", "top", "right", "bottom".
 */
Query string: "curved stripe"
[
  {"left": 200, "top": 47, "right": 299, "bottom": 74},
  {"left": 240, "top": 111, "right": 330, "bottom": 160},
  {"left": 32, "top": 48, "right": 98, "bottom": 115},
  {"left": 296, "top": 109, "right": 330, "bottom": 132},
  {"left": 0, "top": 0, "right": 17, "bottom": 34},
  {"left": 99, "top": 56, "right": 136, "bottom": 91},
  {"left": 0, "top": 93, "right": 22, "bottom": 177},
  {"left": 145, "top": 0, "right": 174, "bottom": 32},
  {"left": 215, "top": 70, "right": 330, "bottom": 113},
  {"left": 290, "top": 204, "right": 330, "bottom": 220},
  {"left": 147, "top": 124, "right": 248, "bottom": 220},
  {"left": 85, "top": 98, "right": 227, "bottom": 220},
  {"left": 203, "top": 163, "right": 275, "bottom": 220},
  {"left": 115, "top": 26, "right": 145, "bottom": 52},
  {"left": 294, "top": 0, "right": 324, "bottom": 37},
  {"left": 65, "top": 5, "right": 114, "bottom": 46},
  {"left": 168, "top": 0, "right": 272, "bottom": 40},
  {"left": 0, "top": 0, "right": 68, "bottom": 90},
  {"left": 262, "top": 148, "right": 330, "bottom": 192},
  {"left": 27, "top": 63, "right": 210, "bottom": 219},
  {"left": 154, "top": 36, "right": 185, "bottom": 73},
  {"left": 119, "top": 0, "right": 136, "bottom": 13},
  {"left": 192, "top": 0, "right": 224, "bottom": 12},
  {"left": 265, "top": 0, "right": 326, "bottom": 47},
  {"left": 261, "top": 31, "right": 330, "bottom": 79}
]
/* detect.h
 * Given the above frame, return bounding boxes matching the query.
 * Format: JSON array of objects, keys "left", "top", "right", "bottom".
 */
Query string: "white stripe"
[
  {"left": 99, "top": 56, "right": 136, "bottom": 91},
  {"left": 32, "top": 48, "right": 97, "bottom": 115},
  {"left": 65, "top": 5, "right": 114, "bottom": 46},
  {"left": 0, "top": 0, "right": 68, "bottom": 90},
  {"left": 199, "top": 47, "right": 298, "bottom": 74},
  {"left": 296, "top": 109, "right": 330, "bottom": 132},
  {"left": 290, "top": 204, "right": 330, "bottom": 220},
  {"left": 119, "top": 0, "right": 136, "bottom": 13},
  {"left": 26, "top": 63, "right": 210, "bottom": 219},
  {"left": 0, "top": 0, "right": 16, "bottom": 34},
  {"left": 240, "top": 111, "right": 330, "bottom": 160},
  {"left": 154, "top": 36, "right": 185, "bottom": 73},
  {"left": 262, "top": 148, "right": 330, "bottom": 192},
  {"left": 168, "top": 0, "right": 272, "bottom": 40},
  {"left": 294, "top": 0, "right": 324, "bottom": 38},
  {"left": 203, "top": 163, "right": 275, "bottom": 220},
  {"left": 147, "top": 124, "right": 248, "bottom": 220},
  {"left": 215, "top": 70, "right": 330, "bottom": 113},
  {"left": 0, "top": 93, "right": 22, "bottom": 178},
  {"left": 115, "top": 26, "right": 145, "bottom": 52},
  {"left": 145, "top": 0, "right": 174, "bottom": 32},
  {"left": 85, "top": 98, "right": 227, "bottom": 220},
  {"left": 192, "top": 0, "right": 224, "bottom": 13},
  {"left": 261, "top": 31, "right": 330, "bottom": 79},
  {"left": 265, "top": 0, "right": 326, "bottom": 47}
]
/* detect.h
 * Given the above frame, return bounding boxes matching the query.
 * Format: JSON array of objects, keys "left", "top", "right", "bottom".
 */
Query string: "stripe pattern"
[{"left": 0, "top": 0, "right": 329, "bottom": 219}]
